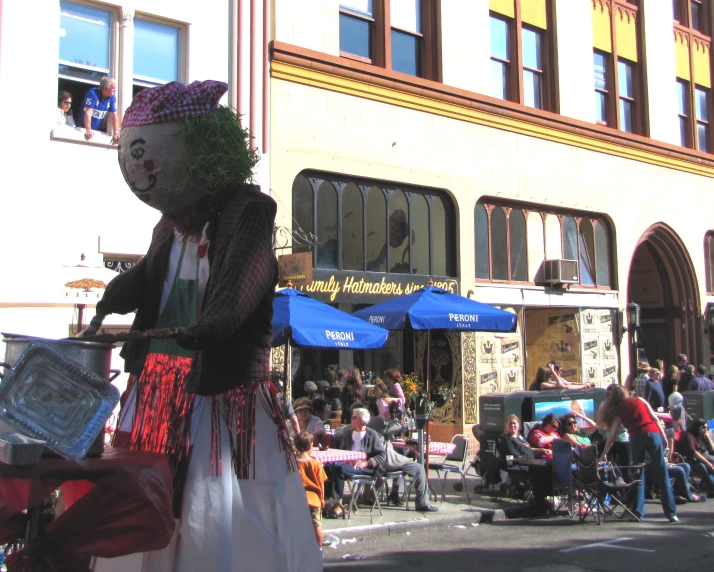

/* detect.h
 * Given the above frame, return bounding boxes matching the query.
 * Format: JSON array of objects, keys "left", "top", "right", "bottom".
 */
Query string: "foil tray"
[
  {"left": 0, "top": 341, "right": 120, "bottom": 460},
  {"left": 0, "top": 432, "right": 46, "bottom": 465}
]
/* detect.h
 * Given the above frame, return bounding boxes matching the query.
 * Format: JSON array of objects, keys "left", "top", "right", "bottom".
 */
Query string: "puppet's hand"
[{"left": 176, "top": 326, "right": 202, "bottom": 350}]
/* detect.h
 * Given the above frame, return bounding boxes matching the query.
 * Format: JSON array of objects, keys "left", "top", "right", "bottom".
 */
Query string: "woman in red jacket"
[{"left": 600, "top": 385, "right": 677, "bottom": 522}]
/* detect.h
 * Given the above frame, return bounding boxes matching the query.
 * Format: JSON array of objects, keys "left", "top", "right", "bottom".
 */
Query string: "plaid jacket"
[{"left": 97, "top": 185, "right": 278, "bottom": 395}]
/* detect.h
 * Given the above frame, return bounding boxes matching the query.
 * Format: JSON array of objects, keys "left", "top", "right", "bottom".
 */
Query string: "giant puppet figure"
[{"left": 87, "top": 81, "right": 322, "bottom": 571}]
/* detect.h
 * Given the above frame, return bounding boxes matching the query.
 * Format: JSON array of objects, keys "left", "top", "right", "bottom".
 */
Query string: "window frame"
[
  {"left": 292, "top": 171, "right": 457, "bottom": 277},
  {"left": 475, "top": 199, "right": 615, "bottom": 289},
  {"left": 488, "top": 1, "right": 557, "bottom": 112},
  {"left": 674, "top": 1, "right": 713, "bottom": 153},
  {"left": 593, "top": 1, "right": 646, "bottom": 135},
  {"left": 677, "top": 78, "right": 691, "bottom": 146},
  {"left": 338, "top": 0, "right": 439, "bottom": 80}
]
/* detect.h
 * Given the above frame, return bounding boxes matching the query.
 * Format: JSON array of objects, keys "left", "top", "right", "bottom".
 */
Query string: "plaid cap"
[{"left": 123, "top": 80, "right": 228, "bottom": 128}]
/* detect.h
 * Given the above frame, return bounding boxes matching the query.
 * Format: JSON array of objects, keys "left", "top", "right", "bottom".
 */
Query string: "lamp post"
[{"left": 623, "top": 302, "right": 641, "bottom": 384}]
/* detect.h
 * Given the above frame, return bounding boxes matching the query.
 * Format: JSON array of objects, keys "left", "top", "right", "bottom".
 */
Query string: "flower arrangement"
[
  {"left": 401, "top": 373, "right": 456, "bottom": 417},
  {"left": 401, "top": 372, "right": 422, "bottom": 404}
]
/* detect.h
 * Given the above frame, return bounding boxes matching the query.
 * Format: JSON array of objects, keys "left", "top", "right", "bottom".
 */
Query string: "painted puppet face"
[{"left": 118, "top": 123, "right": 204, "bottom": 213}]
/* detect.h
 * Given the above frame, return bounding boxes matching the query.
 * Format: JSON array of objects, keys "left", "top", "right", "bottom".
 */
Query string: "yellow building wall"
[
  {"left": 675, "top": 35, "right": 691, "bottom": 80},
  {"left": 615, "top": 7, "right": 638, "bottom": 62},
  {"left": 693, "top": 41, "right": 712, "bottom": 88},
  {"left": 490, "top": 0, "right": 514, "bottom": 18},
  {"left": 592, "top": 1, "right": 612, "bottom": 52}
]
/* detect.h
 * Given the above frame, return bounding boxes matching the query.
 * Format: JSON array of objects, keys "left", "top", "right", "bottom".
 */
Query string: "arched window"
[
  {"left": 316, "top": 181, "right": 338, "bottom": 269},
  {"left": 475, "top": 203, "right": 489, "bottom": 279},
  {"left": 291, "top": 174, "right": 313, "bottom": 255},
  {"left": 579, "top": 218, "right": 595, "bottom": 286},
  {"left": 475, "top": 199, "right": 614, "bottom": 288},
  {"left": 388, "top": 189, "right": 410, "bottom": 274},
  {"left": 366, "top": 186, "right": 387, "bottom": 272},
  {"left": 293, "top": 171, "right": 456, "bottom": 277},
  {"left": 491, "top": 207, "right": 508, "bottom": 280},
  {"left": 342, "top": 183, "right": 363, "bottom": 271},
  {"left": 509, "top": 208, "right": 527, "bottom": 281},
  {"left": 412, "top": 193, "right": 429, "bottom": 275}
]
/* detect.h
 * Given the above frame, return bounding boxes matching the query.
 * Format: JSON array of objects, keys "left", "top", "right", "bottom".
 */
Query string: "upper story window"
[
  {"left": 489, "top": 0, "right": 555, "bottom": 111},
  {"left": 57, "top": 1, "right": 185, "bottom": 141},
  {"left": 339, "top": 0, "right": 438, "bottom": 80},
  {"left": 674, "top": 0, "right": 712, "bottom": 152},
  {"left": 705, "top": 232, "right": 714, "bottom": 293},
  {"left": 591, "top": 0, "right": 644, "bottom": 134},
  {"left": 475, "top": 199, "right": 614, "bottom": 288},
  {"left": 133, "top": 18, "right": 181, "bottom": 97},
  {"left": 292, "top": 171, "right": 456, "bottom": 277}
]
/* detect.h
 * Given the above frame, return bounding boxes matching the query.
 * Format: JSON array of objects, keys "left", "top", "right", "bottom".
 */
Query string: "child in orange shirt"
[{"left": 294, "top": 432, "right": 328, "bottom": 549}]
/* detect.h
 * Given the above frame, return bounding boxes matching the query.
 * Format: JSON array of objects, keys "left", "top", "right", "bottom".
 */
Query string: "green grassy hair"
[{"left": 181, "top": 106, "right": 259, "bottom": 193}]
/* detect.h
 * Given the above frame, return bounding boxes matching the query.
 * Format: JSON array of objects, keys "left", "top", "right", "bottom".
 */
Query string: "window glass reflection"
[
  {"left": 340, "top": 13, "right": 372, "bottom": 58},
  {"left": 412, "top": 194, "right": 429, "bottom": 275},
  {"left": 579, "top": 219, "right": 595, "bottom": 286},
  {"left": 564, "top": 217, "right": 577, "bottom": 261},
  {"left": 291, "top": 175, "right": 314, "bottom": 256},
  {"left": 134, "top": 19, "right": 179, "bottom": 85},
  {"left": 595, "top": 221, "right": 611, "bottom": 287},
  {"left": 432, "top": 196, "right": 449, "bottom": 276},
  {"left": 490, "top": 17, "right": 509, "bottom": 60},
  {"left": 342, "top": 184, "right": 364, "bottom": 271},
  {"left": 366, "top": 186, "right": 387, "bottom": 272},
  {"left": 391, "top": 30, "right": 420, "bottom": 76},
  {"left": 59, "top": 2, "right": 110, "bottom": 77},
  {"left": 388, "top": 190, "right": 410, "bottom": 273},
  {"left": 491, "top": 207, "right": 508, "bottom": 280},
  {"left": 475, "top": 204, "right": 489, "bottom": 279},
  {"left": 509, "top": 209, "right": 527, "bottom": 281},
  {"left": 317, "top": 182, "right": 338, "bottom": 269}
]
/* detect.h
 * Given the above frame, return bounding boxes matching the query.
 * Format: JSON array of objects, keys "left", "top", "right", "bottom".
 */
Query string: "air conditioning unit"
[{"left": 543, "top": 259, "right": 579, "bottom": 285}]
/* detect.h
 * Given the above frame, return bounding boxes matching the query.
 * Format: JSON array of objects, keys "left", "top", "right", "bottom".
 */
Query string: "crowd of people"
[{"left": 286, "top": 366, "right": 438, "bottom": 542}]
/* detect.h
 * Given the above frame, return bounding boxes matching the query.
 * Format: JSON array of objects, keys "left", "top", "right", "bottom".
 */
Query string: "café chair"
[
  {"left": 345, "top": 474, "right": 382, "bottom": 523},
  {"left": 428, "top": 434, "right": 471, "bottom": 505},
  {"left": 376, "top": 470, "right": 409, "bottom": 509}
]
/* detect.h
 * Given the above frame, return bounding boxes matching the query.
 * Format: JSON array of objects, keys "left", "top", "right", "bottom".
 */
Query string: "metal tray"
[
  {"left": 0, "top": 341, "right": 120, "bottom": 460},
  {"left": 0, "top": 432, "right": 46, "bottom": 465}
]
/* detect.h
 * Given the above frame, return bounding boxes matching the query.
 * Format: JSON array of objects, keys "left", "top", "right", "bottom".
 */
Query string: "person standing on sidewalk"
[{"left": 599, "top": 385, "right": 678, "bottom": 522}]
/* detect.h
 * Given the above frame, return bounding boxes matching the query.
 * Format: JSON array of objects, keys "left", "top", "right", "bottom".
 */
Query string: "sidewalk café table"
[
  {"left": 0, "top": 446, "right": 175, "bottom": 571},
  {"left": 392, "top": 439, "right": 456, "bottom": 456},
  {"left": 310, "top": 450, "right": 367, "bottom": 465}
]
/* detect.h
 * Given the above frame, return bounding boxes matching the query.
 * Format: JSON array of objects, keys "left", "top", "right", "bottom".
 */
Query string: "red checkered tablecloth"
[
  {"left": 392, "top": 440, "right": 456, "bottom": 455},
  {"left": 310, "top": 450, "right": 367, "bottom": 465}
]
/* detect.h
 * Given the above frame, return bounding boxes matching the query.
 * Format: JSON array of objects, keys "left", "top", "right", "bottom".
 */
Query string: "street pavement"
[{"left": 322, "top": 470, "right": 714, "bottom": 571}]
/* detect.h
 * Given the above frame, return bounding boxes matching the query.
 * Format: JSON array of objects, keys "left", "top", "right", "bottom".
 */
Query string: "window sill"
[{"left": 50, "top": 126, "right": 118, "bottom": 150}]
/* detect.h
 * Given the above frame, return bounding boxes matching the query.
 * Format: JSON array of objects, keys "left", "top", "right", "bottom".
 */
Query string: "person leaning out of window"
[
  {"left": 57, "top": 91, "right": 75, "bottom": 127},
  {"left": 77, "top": 76, "right": 120, "bottom": 143}
]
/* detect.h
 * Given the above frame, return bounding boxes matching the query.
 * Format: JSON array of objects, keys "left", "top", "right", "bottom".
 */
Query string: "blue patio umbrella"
[
  {"left": 272, "top": 288, "right": 389, "bottom": 350},
  {"left": 352, "top": 286, "right": 517, "bottom": 333}
]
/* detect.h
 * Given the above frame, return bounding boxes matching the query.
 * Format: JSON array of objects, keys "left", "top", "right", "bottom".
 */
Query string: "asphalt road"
[{"left": 324, "top": 502, "right": 714, "bottom": 571}]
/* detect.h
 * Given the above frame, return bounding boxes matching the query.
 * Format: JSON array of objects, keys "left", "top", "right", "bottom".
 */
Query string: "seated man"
[
  {"left": 528, "top": 413, "right": 562, "bottom": 459},
  {"left": 77, "top": 76, "right": 120, "bottom": 143},
  {"left": 323, "top": 407, "right": 386, "bottom": 517},
  {"left": 366, "top": 402, "right": 438, "bottom": 512}
]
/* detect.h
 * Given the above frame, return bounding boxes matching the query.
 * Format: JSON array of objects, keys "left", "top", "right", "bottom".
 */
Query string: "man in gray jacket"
[{"left": 367, "top": 407, "right": 439, "bottom": 512}]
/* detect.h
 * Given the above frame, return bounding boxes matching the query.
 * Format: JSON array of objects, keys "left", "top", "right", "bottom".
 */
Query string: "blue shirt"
[{"left": 78, "top": 87, "right": 117, "bottom": 130}]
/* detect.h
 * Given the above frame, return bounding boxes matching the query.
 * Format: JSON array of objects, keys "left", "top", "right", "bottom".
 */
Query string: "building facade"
[{"left": 1, "top": 1, "right": 713, "bottom": 438}]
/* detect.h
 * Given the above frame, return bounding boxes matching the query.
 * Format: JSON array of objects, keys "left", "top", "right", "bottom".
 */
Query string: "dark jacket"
[
  {"left": 337, "top": 426, "right": 386, "bottom": 469},
  {"left": 96, "top": 185, "right": 278, "bottom": 395}
]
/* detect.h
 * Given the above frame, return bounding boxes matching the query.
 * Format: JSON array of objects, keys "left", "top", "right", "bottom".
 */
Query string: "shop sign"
[
  {"left": 278, "top": 252, "right": 312, "bottom": 287},
  {"left": 296, "top": 269, "right": 459, "bottom": 303}
]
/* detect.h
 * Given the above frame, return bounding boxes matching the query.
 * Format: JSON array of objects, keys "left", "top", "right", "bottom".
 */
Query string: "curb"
[{"left": 323, "top": 503, "right": 537, "bottom": 536}]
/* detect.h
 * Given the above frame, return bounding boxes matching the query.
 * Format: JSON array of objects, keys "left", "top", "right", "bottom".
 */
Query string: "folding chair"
[
  {"left": 376, "top": 470, "right": 409, "bottom": 509},
  {"left": 550, "top": 439, "right": 576, "bottom": 516},
  {"left": 428, "top": 434, "right": 471, "bottom": 505},
  {"left": 575, "top": 446, "right": 643, "bottom": 524},
  {"left": 493, "top": 436, "right": 535, "bottom": 503}
]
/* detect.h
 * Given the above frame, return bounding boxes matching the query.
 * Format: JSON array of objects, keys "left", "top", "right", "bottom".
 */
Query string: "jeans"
[
  {"left": 629, "top": 432, "right": 676, "bottom": 519},
  {"left": 690, "top": 461, "right": 714, "bottom": 489},
  {"left": 667, "top": 463, "right": 694, "bottom": 500}
]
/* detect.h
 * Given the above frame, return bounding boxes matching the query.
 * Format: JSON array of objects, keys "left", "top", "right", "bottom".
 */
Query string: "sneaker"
[{"left": 667, "top": 514, "right": 679, "bottom": 523}]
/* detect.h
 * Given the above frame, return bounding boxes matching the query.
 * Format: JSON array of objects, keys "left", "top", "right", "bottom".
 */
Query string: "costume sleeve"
[
  {"left": 190, "top": 200, "right": 277, "bottom": 344},
  {"left": 96, "top": 256, "right": 149, "bottom": 316}
]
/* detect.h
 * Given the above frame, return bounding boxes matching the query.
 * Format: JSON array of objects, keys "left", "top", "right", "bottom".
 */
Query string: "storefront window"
[
  {"left": 475, "top": 203, "right": 489, "bottom": 279},
  {"left": 491, "top": 207, "right": 508, "bottom": 280},
  {"left": 366, "top": 185, "right": 387, "bottom": 272},
  {"left": 579, "top": 219, "right": 596, "bottom": 286},
  {"left": 342, "top": 183, "right": 364, "bottom": 271},
  {"left": 292, "top": 175, "right": 314, "bottom": 255},
  {"left": 317, "top": 181, "right": 338, "bottom": 269},
  {"left": 509, "top": 208, "right": 527, "bottom": 281},
  {"left": 412, "top": 194, "right": 429, "bottom": 275},
  {"left": 293, "top": 171, "right": 456, "bottom": 277},
  {"left": 595, "top": 221, "right": 611, "bottom": 287}
]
